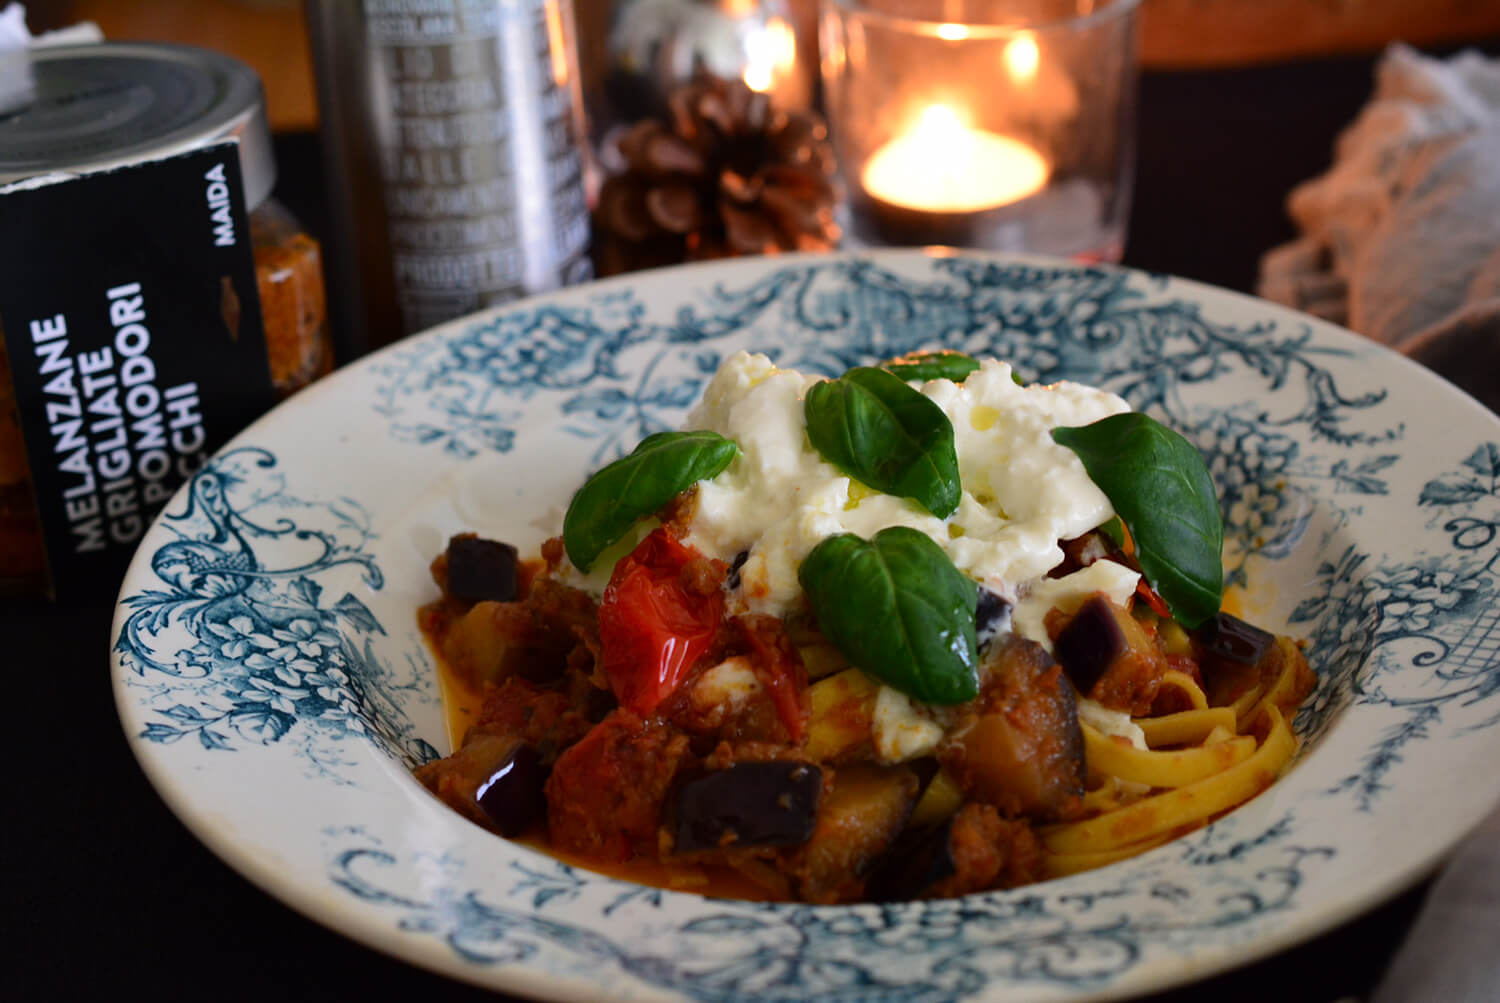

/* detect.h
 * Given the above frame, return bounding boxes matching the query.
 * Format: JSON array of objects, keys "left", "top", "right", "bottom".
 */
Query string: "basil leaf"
[
  {"left": 804, "top": 367, "right": 961, "bottom": 518},
  {"left": 882, "top": 351, "right": 980, "bottom": 383},
  {"left": 563, "top": 430, "right": 739, "bottom": 571},
  {"left": 799, "top": 527, "right": 979, "bottom": 705},
  {"left": 1051, "top": 413, "right": 1224, "bottom": 628},
  {"left": 1097, "top": 516, "right": 1126, "bottom": 550}
]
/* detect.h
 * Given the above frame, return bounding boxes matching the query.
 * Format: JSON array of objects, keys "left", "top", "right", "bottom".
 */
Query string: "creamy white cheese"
[
  {"left": 871, "top": 685, "right": 946, "bottom": 762},
  {"left": 1076, "top": 697, "right": 1148, "bottom": 750},
  {"left": 1011, "top": 560, "right": 1141, "bottom": 654},
  {"left": 664, "top": 350, "right": 1129, "bottom": 617},
  {"left": 690, "top": 656, "right": 762, "bottom": 709}
]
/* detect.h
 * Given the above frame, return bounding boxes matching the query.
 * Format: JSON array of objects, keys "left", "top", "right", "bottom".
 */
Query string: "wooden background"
[{"left": 33, "top": 0, "right": 1500, "bottom": 132}]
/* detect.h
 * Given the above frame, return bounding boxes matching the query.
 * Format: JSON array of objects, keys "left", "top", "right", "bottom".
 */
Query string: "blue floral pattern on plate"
[
  {"left": 111, "top": 252, "right": 1500, "bottom": 1002},
  {"left": 114, "top": 446, "right": 438, "bottom": 780}
]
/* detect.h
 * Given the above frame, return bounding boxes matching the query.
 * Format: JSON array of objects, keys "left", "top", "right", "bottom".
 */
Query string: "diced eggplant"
[
  {"left": 674, "top": 761, "right": 823, "bottom": 853},
  {"left": 947, "top": 714, "right": 1078, "bottom": 818},
  {"left": 414, "top": 732, "right": 547, "bottom": 837},
  {"left": 803, "top": 667, "right": 879, "bottom": 761},
  {"left": 798, "top": 643, "right": 848, "bottom": 680},
  {"left": 866, "top": 803, "right": 1044, "bottom": 901},
  {"left": 1054, "top": 595, "right": 1129, "bottom": 692},
  {"left": 790, "top": 763, "right": 921, "bottom": 903},
  {"left": 1053, "top": 595, "right": 1166, "bottom": 714},
  {"left": 940, "top": 635, "right": 1085, "bottom": 820},
  {"left": 443, "top": 601, "right": 520, "bottom": 683},
  {"left": 1193, "top": 611, "right": 1274, "bottom": 667},
  {"left": 864, "top": 816, "right": 958, "bottom": 903},
  {"left": 1193, "top": 611, "right": 1283, "bottom": 706},
  {"left": 475, "top": 743, "right": 548, "bottom": 836},
  {"left": 909, "top": 755, "right": 942, "bottom": 793},
  {"left": 446, "top": 534, "right": 519, "bottom": 603},
  {"left": 442, "top": 579, "right": 596, "bottom": 685},
  {"left": 907, "top": 765, "right": 963, "bottom": 829}
]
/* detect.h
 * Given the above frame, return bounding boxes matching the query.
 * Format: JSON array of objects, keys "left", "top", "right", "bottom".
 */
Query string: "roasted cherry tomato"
[{"left": 599, "top": 528, "right": 724, "bottom": 716}]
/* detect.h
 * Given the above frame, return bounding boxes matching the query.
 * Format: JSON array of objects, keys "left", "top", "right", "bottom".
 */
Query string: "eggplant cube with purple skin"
[
  {"left": 674, "top": 761, "right": 823, "bottom": 853},
  {"left": 1053, "top": 594, "right": 1169, "bottom": 715},
  {"left": 445, "top": 535, "right": 519, "bottom": 603}
]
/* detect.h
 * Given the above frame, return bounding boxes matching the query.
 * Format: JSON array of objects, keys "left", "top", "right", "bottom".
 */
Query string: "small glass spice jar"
[
  {"left": 251, "top": 200, "right": 333, "bottom": 392},
  {"left": 0, "top": 43, "right": 332, "bottom": 596}
]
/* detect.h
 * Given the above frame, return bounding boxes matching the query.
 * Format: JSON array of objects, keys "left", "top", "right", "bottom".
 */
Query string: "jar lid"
[{"left": 0, "top": 42, "right": 276, "bottom": 207}]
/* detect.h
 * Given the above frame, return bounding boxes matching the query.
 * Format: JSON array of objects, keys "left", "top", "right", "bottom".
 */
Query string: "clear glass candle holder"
[{"left": 820, "top": 0, "right": 1140, "bottom": 261}]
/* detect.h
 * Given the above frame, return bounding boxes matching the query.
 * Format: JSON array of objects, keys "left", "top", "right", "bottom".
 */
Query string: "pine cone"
[{"left": 593, "top": 75, "right": 840, "bottom": 276}]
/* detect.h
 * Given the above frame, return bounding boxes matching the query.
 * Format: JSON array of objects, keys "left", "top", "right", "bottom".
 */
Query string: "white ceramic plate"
[{"left": 112, "top": 250, "right": 1500, "bottom": 1002}]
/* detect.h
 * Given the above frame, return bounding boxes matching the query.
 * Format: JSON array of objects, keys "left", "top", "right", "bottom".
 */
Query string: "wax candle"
[{"left": 822, "top": 0, "right": 1135, "bottom": 257}]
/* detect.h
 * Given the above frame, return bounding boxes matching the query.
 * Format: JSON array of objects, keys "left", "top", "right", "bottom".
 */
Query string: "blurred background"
[
  {"left": 26, "top": 0, "right": 1500, "bottom": 302},
  {"left": 31, "top": 0, "right": 1500, "bottom": 133}
]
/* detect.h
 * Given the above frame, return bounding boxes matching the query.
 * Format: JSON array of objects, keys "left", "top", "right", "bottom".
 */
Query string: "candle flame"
[
  {"left": 1004, "top": 33, "right": 1039, "bottom": 83},
  {"left": 936, "top": 22, "right": 968, "bottom": 41},
  {"left": 862, "top": 104, "right": 1050, "bottom": 213},
  {"left": 918, "top": 104, "right": 965, "bottom": 137},
  {"left": 743, "top": 17, "right": 797, "bottom": 93},
  {"left": 743, "top": 63, "right": 772, "bottom": 92}
]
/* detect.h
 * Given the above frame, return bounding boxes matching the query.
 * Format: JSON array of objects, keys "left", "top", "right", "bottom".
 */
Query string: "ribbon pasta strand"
[{"left": 1045, "top": 706, "right": 1297, "bottom": 857}]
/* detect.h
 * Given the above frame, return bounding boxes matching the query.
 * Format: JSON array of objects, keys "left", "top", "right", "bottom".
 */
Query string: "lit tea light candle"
[{"left": 861, "top": 105, "right": 1050, "bottom": 214}]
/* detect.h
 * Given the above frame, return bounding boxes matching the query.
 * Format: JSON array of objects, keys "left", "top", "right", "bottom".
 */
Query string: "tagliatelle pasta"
[
  {"left": 1158, "top": 669, "right": 1211, "bottom": 711},
  {"left": 1081, "top": 721, "right": 1257, "bottom": 790},
  {"left": 1137, "top": 707, "right": 1238, "bottom": 748},
  {"left": 1043, "top": 831, "right": 1182, "bottom": 879},
  {"left": 1043, "top": 706, "right": 1298, "bottom": 858},
  {"left": 1039, "top": 639, "right": 1311, "bottom": 876}
]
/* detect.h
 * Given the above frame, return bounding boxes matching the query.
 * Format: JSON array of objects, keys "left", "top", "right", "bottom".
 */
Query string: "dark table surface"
[{"left": 10, "top": 43, "right": 1499, "bottom": 1002}]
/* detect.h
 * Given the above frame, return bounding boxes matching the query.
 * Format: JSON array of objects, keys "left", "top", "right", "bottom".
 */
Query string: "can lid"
[{"left": 0, "top": 42, "right": 276, "bottom": 207}]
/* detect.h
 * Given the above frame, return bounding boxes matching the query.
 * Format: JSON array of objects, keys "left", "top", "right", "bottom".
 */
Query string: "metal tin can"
[
  {"left": 0, "top": 42, "right": 277, "bottom": 205},
  {"left": 306, "top": 0, "right": 594, "bottom": 356}
]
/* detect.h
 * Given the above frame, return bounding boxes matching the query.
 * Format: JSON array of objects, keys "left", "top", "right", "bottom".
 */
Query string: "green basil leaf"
[
  {"left": 1051, "top": 413, "right": 1224, "bottom": 628},
  {"left": 798, "top": 527, "right": 979, "bottom": 705},
  {"left": 563, "top": 430, "right": 739, "bottom": 571},
  {"left": 882, "top": 351, "right": 980, "bottom": 383},
  {"left": 804, "top": 367, "right": 961, "bottom": 518},
  {"left": 1097, "top": 516, "right": 1126, "bottom": 550}
]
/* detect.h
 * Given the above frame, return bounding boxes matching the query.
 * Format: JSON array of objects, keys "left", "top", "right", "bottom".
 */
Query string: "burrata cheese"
[{"left": 671, "top": 351, "right": 1129, "bottom": 622}]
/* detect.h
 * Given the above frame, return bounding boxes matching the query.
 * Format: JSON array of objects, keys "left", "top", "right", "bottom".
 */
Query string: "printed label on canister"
[
  {"left": 365, "top": 0, "right": 592, "bottom": 335},
  {"left": 0, "top": 142, "right": 275, "bottom": 601}
]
